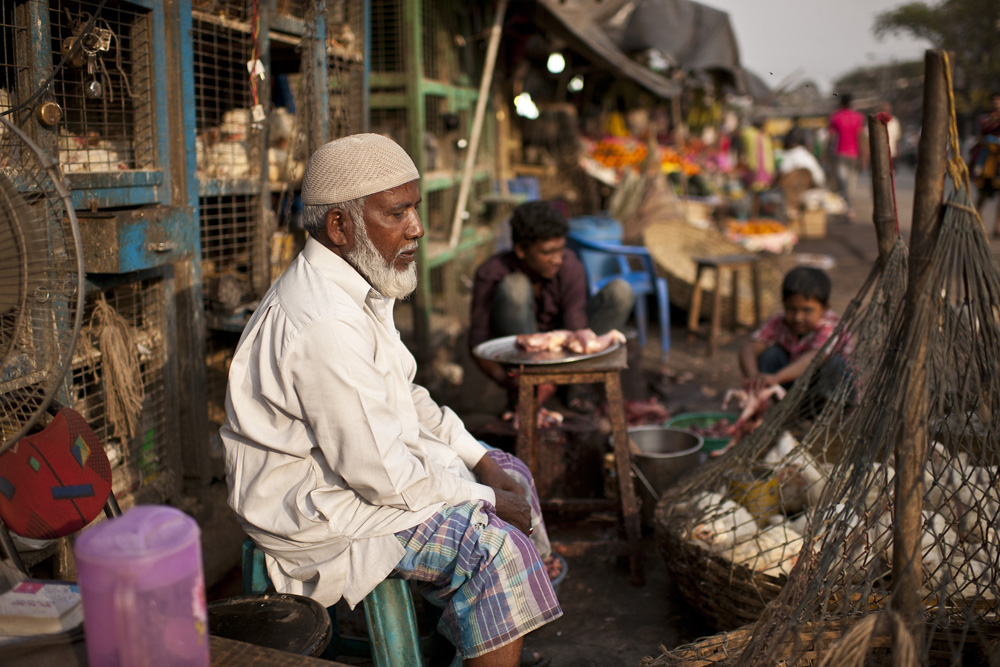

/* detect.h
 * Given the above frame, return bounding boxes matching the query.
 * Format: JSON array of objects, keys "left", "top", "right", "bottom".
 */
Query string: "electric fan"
[{"left": 0, "top": 115, "right": 85, "bottom": 455}]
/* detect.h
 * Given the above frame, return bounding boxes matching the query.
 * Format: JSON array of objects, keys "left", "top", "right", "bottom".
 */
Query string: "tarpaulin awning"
[
  {"left": 613, "top": 0, "right": 742, "bottom": 81},
  {"left": 537, "top": 0, "right": 681, "bottom": 99}
]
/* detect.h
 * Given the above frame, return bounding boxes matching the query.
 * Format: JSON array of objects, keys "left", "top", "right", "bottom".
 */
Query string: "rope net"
[
  {"left": 651, "top": 235, "right": 909, "bottom": 633},
  {"left": 651, "top": 63, "right": 1000, "bottom": 666}
]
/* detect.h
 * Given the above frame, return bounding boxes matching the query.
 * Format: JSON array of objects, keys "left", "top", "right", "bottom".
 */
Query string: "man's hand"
[
  {"left": 474, "top": 454, "right": 526, "bottom": 497},
  {"left": 474, "top": 453, "right": 531, "bottom": 534},
  {"left": 492, "top": 489, "right": 532, "bottom": 535}
]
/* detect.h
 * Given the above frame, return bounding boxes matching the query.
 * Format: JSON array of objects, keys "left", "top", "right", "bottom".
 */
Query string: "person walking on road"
[{"left": 828, "top": 94, "right": 866, "bottom": 221}]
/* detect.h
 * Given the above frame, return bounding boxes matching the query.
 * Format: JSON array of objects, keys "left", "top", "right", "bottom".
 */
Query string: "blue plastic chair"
[
  {"left": 566, "top": 229, "right": 671, "bottom": 357},
  {"left": 241, "top": 537, "right": 429, "bottom": 666}
]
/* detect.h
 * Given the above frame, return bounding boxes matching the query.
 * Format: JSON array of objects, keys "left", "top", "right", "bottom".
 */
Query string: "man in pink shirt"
[{"left": 828, "top": 94, "right": 866, "bottom": 221}]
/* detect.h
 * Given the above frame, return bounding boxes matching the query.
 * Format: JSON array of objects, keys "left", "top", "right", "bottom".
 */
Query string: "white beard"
[{"left": 345, "top": 221, "right": 418, "bottom": 299}]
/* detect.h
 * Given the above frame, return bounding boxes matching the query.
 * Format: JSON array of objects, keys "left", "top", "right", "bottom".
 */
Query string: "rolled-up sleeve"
[{"left": 288, "top": 315, "right": 494, "bottom": 511}]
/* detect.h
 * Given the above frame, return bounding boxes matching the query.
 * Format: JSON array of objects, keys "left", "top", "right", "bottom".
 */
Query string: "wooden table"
[
  {"left": 0, "top": 630, "right": 352, "bottom": 666},
  {"left": 514, "top": 345, "right": 644, "bottom": 584},
  {"left": 687, "top": 253, "right": 762, "bottom": 356}
]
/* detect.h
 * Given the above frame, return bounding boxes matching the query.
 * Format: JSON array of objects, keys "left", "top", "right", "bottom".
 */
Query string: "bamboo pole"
[
  {"left": 448, "top": 0, "right": 508, "bottom": 249},
  {"left": 891, "top": 49, "right": 950, "bottom": 661},
  {"left": 867, "top": 114, "right": 896, "bottom": 265}
]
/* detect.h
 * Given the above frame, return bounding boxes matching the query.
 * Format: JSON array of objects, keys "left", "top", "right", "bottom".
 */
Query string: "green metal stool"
[{"left": 241, "top": 537, "right": 426, "bottom": 666}]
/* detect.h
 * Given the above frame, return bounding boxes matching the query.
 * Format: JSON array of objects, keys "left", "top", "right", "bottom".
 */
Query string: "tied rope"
[
  {"left": 941, "top": 51, "right": 985, "bottom": 232},
  {"left": 89, "top": 294, "right": 145, "bottom": 441},
  {"left": 815, "top": 611, "right": 917, "bottom": 667}
]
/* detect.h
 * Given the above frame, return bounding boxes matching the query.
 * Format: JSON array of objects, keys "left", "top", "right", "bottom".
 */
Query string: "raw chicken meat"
[
  {"left": 711, "top": 385, "right": 789, "bottom": 455},
  {"left": 565, "top": 329, "right": 627, "bottom": 355},
  {"left": 515, "top": 328, "right": 625, "bottom": 355},
  {"left": 516, "top": 330, "right": 573, "bottom": 352}
]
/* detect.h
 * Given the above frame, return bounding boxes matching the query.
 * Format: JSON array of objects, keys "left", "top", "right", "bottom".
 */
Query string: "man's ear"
[
  {"left": 324, "top": 207, "right": 348, "bottom": 246},
  {"left": 513, "top": 242, "right": 526, "bottom": 260}
]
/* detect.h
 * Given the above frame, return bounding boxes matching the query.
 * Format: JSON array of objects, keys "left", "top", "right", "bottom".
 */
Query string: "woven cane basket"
[
  {"left": 653, "top": 502, "right": 788, "bottom": 632},
  {"left": 646, "top": 620, "right": 1000, "bottom": 667},
  {"left": 643, "top": 220, "right": 783, "bottom": 327}
]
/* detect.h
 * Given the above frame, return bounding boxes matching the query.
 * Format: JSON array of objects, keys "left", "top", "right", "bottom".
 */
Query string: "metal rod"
[{"left": 448, "top": 0, "right": 508, "bottom": 249}]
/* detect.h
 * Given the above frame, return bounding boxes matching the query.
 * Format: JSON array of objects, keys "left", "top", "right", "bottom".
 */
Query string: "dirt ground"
[{"left": 206, "top": 166, "right": 1000, "bottom": 665}]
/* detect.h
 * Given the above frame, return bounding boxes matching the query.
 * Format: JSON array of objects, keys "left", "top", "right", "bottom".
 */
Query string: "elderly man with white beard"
[{"left": 221, "top": 134, "right": 562, "bottom": 667}]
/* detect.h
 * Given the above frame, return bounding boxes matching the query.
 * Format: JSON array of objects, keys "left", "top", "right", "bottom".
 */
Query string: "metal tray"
[{"left": 471, "top": 334, "right": 623, "bottom": 366}]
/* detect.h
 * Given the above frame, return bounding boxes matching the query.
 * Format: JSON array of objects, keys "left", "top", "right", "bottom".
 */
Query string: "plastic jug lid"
[{"left": 74, "top": 504, "right": 200, "bottom": 562}]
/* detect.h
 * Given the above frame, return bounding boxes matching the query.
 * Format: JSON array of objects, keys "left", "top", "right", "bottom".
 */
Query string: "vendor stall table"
[{"left": 514, "top": 346, "right": 644, "bottom": 585}]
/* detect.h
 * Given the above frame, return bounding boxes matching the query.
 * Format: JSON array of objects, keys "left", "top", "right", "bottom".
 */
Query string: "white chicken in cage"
[
  {"left": 762, "top": 431, "right": 831, "bottom": 515},
  {"left": 728, "top": 521, "right": 804, "bottom": 578},
  {"left": 57, "top": 127, "right": 128, "bottom": 173},
  {"left": 205, "top": 140, "right": 251, "bottom": 179},
  {"left": 268, "top": 107, "right": 305, "bottom": 184},
  {"left": 685, "top": 490, "right": 759, "bottom": 551}
]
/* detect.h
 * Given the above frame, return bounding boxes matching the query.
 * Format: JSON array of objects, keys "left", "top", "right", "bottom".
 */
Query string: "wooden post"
[
  {"left": 891, "top": 49, "right": 950, "bottom": 661},
  {"left": 448, "top": 0, "right": 508, "bottom": 248},
  {"left": 867, "top": 114, "right": 897, "bottom": 265}
]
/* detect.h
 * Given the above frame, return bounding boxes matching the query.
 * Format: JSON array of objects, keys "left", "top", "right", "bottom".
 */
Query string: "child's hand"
[{"left": 743, "top": 374, "right": 778, "bottom": 394}]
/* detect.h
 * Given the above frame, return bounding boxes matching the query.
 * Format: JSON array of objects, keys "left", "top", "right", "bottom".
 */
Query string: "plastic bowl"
[{"left": 664, "top": 412, "right": 739, "bottom": 453}]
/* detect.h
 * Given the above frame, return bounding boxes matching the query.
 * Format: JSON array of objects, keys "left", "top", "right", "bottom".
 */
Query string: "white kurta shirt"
[{"left": 222, "top": 237, "right": 494, "bottom": 608}]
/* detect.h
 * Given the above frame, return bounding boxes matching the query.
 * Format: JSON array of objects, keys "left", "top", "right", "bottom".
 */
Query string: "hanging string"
[{"left": 89, "top": 294, "right": 145, "bottom": 441}]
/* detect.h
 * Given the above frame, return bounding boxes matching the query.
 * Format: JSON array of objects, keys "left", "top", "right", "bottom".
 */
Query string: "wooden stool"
[
  {"left": 687, "top": 254, "right": 762, "bottom": 356},
  {"left": 514, "top": 346, "right": 644, "bottom": 585}
]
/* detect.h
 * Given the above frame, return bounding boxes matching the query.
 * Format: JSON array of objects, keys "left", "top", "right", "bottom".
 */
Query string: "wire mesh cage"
[
  {"left": 0, "top": 4, "right": 19, "bottom": 127},
  {"left": 326, "top": 0, "right": 363, "bottom": 140},
  {"left": 48, "top": 0, "right": 157, "bottom": 173},
  {"left": 200, "top": 193, "right": 269, "bottom": 311},
  {"left": 193, "top": 0, "right": 268, "bottom": 308},
  {"left": 68, "top": 277, "right": 178, "bottom": 504},
  {"left": 370, "top": 0, "right": 402, "bottom": 75},
  {"left": 192, "top": 7, "right": 264, "bottom": 184}
]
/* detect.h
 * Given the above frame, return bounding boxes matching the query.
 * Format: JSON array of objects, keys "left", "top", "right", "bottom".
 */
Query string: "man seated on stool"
[
  {"left": 469, "top": 201, "right": 635, "bottom": 411},
  {"left": 221, "top": 134, "right": 562, "bottom": 667}
]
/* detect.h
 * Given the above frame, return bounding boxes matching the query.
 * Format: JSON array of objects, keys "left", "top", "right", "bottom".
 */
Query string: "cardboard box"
[{"left": 800, "top": 208, "right": 827, "bottom": 239}]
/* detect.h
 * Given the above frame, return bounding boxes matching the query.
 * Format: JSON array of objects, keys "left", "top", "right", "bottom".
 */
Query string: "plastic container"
[
  {"left": 74, "top": 505, "right": 208, "bottom": 667},
  {"left": 664, "top": 411, "right": 739, "bottom": 453},
  {"left": 626, "top": 426, "right": 703, "bottom": 527}
]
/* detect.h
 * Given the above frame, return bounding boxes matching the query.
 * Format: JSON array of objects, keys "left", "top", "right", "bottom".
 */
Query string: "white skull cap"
[{"left": 300, "top": 133, "right": 419, "bottom": 205}]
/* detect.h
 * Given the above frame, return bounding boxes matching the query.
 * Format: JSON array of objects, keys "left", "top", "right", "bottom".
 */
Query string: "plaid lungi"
[{"left": 392, "top": 450, "right": 562, "bottom": 658}]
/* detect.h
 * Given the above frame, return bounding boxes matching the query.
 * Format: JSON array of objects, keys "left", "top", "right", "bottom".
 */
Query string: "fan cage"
[
  {"left": 0, "top": 115, "right": 85, "bottom": 455},
  {"left": 68, "top": 278, "right": 176, "bottom": 504},
  {"left": 48, "top": 0, "right": 157, "bottom": 172}
]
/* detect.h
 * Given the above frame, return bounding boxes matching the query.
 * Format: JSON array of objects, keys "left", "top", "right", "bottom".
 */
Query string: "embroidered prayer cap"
[{"left": 301, "top": 133, "right": 420, "bottom": 205}]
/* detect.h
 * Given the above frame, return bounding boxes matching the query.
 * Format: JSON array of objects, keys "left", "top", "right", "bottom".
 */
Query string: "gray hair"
[{"left": 300, "top": 196, "right": 367, "bottom": 238}]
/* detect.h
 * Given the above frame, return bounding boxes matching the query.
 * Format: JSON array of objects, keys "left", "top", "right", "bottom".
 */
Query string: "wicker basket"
[
  {"left": 654, "top": 503, "right": 788, "bottom": 632},
  {"left": 647, "top": 619, "right": 1000, "bottom": 666},
  {"left": 644, "top": 626, "right": 753, "bottom": 667},
  {"left": 643, "top": 220, "right": 783, "bottom": 327}
]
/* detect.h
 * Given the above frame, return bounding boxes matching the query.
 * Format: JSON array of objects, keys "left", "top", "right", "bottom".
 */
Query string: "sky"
[{"left": 702, "top": 0, "right": 934, "bottom": 93}]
